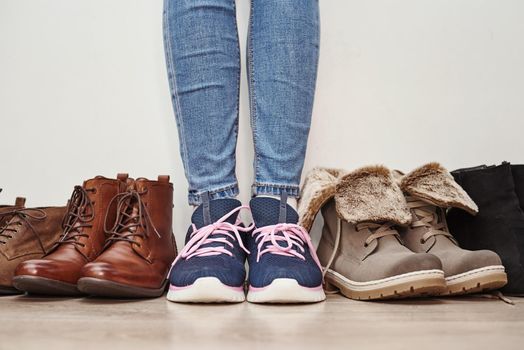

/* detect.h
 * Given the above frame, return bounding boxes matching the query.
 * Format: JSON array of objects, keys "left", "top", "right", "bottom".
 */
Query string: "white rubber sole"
[
  {"left": 444, "top": 265, "right": 507, "bottom": 295},
  {"left": 166, "top": 277, "right": 245, "bottom": 303},
  {"left": 247, "top": 278, "right": 326, "bottom": 304},
  {"left": 324, "top": 268, "right": 446, "bottom": 300}
]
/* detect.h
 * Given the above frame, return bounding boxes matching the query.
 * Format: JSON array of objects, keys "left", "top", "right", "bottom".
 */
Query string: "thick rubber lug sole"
[
  {"left": 78, "top": 277, "right": 168, "bottom": 298},
  {"left": 12, "top": 275, "right": 82, "bottom": 296},
  {"left": 0, "top": 285, "right": 23, "bottom": 296},
  {"left": 443, "top": 265, "right": 508, "bottom": 296},
  {"left": 324, "top": 268, "right": 446, "bottom": 300},
  {"left": 247, "top": 278, "right": 326, "bottom": 304},
  {"left": 167, "top": 277, "right": 245, "bottom": 303}
]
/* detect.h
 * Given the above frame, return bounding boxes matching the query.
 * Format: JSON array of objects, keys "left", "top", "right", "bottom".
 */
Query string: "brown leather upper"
[
  {"left": 81, "top": 176, "right": 177, "bottom": 289},
  {"left": 15, "top": 175, "right": 129, "bottom": 284},
  {"left": 0, "top": 206, "right": 66, "bottom": 287}
]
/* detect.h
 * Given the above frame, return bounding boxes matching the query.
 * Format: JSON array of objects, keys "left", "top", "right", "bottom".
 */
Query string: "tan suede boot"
[
  {"left": 397, "top": 163, "right": 507, "bottom": 295},
  {"left": 0, "top": 206, "right": 66, "bottom": 294},
  {"left": 299, "top": 166, "right": 446, "bottom": 300}
]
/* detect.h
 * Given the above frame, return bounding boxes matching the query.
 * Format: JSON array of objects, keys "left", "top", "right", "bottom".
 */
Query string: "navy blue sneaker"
[
  {"left": 167, "top": 196, "right": 252, "bottom": 303},
  {"left": 246, "top": 193, "right": 326, "bottom": 303}
]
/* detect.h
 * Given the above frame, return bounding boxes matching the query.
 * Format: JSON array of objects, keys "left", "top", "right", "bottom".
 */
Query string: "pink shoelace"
[
  {"left": 172, "top": 206, "right": 253, "bottom": 265},
  {"left": 252, "top": 223, "right": 322, "bottom": 269}
]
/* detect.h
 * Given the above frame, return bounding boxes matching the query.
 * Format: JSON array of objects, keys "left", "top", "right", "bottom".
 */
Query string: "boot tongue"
[
  {"left": 249, "top": 196, "right": 299, "bottom": 228},
  {"left": 191, "top": 198, "right": 242, "bottom": 229},
  {"left": 134, "top": 178, "right": 151, "bottom": 192},
  {"left": 415, "top": 198, "right": 442, "bottom": 227}
]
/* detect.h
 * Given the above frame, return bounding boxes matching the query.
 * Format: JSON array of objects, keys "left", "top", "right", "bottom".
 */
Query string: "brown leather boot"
[
  {"left": 13, "top": 174, "right": 129, "bottom": 296},
  {"left": 0, "top": 206, "right": 66, "bottom": 294},
  {"left": 78, "top": 176, "right": 177, "bottom": 298},
  {"left": 397, "top": 163, "right": 507, "bottom": 295},
  {"left": 0, "top": 191, "right": 26, "bottom": 228},
  {"left": 299, "top": 166, "right": 446, "bottom": 300}
]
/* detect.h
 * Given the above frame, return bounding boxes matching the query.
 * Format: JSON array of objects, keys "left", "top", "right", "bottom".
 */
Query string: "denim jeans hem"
[
  {"left": 188, "top": 183, "right": 239, "bottom": 206},
  {"left": 252, "top": 183, "right": 300, "bottom": 198}
]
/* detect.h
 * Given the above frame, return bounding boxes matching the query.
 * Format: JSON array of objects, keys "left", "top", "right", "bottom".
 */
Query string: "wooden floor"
[{"left": 0, "top": 293, "right": 522, "bottom": 350}]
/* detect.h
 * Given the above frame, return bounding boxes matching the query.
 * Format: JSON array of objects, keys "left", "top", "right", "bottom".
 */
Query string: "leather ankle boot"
[
  {"left": 299, "top": 166, "right": 445, "bottom": 300},
  {"left": 13, "top": 174, "right": 129, "bottom": 296},
  {"left": 0, "top": 206, "right": 66, "bottom": 294},
  {"left": 447, "top": 163, "right": 524, "bottom": 295},
  {"left": 78, "top": 176, "right": 177, "bottom": 298},
  {"left": 397, "top": 163, "right": 507, "bottom": 295},
  {"left": 0, "top": 191, "right": 26, "bottom": 228}
]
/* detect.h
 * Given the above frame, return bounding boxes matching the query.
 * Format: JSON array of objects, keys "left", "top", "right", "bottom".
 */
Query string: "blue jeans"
[{"left": 163, "top": 0, "right": 320, "bottom": 205}]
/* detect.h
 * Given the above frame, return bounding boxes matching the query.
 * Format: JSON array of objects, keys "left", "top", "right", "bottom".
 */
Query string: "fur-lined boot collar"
[
  {"left": 399, "top": 162, "right": 478, "bottom": 215},
  {"left": 298, "top": 167, "right": 344, "bottom": 231},
  {"left": 298, "top": 166, "right": 412, "bottom": 230}
]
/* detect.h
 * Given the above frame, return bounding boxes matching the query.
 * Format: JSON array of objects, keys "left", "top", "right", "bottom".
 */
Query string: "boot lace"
[
  {"left": 322, "top": 219, "right": 399, "bottom": 282},
  {"left": 173, "top": 206, "right": 252, "bottom": 265},
  {"left": 252, "top": 222, "right": 322, "bottom": 269},
  {"left": 56, "top": 186, "right": 96, "bottom": 248},
  {"left": 0, "top": 208, "right": 47, "bottom": 245},
  {"left": 406, "top": 196, "right": 457, "bottom": 245},
  {"left": 356, "top": 222, "right": 399, "bottom": 247},
  {"left": 104, "top": 189, "right": 161, "bottom": 248}
]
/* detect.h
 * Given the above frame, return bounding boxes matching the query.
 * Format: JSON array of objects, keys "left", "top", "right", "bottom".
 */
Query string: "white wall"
[{"left": 1, "top": 0, "right": 523, "bottom": 243}]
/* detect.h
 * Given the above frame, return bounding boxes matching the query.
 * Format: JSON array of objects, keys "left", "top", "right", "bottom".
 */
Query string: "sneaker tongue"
[
  {"left": 249, "top": 197, "right": 299, "bottom": 228},
  {"left": 191, "top": 198, "right": 242, "bottom": 229}
]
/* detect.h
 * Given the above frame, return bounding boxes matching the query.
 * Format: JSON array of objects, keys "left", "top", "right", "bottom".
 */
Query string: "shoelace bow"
[
  {"left": 406, "top": 196, "right": 457, "bottom": 245},
  {"left": 104, "top": 189, "right": 161, "bottom": 248},
  {"left": 0, "top": 208, "right": 47, "bottom": 244},
  {"left": 252, "top": 222, "right": 322, "bottom": 270},
  {"left": 57, "top": 186, "right": 96, "bottom": 248},
  {"left": 172, "top": 206, "right": 252, "bottom": 265}
]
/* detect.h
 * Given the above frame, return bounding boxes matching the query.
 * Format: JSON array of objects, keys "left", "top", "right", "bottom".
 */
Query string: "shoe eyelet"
[
  {"left": 364, "top": 243, "right": 369, "bottom": 248},
  {"left": 420, "top": 238, "right": 425, "bottom": 244}
]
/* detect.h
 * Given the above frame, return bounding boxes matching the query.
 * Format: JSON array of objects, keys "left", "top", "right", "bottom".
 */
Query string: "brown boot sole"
[
  {"left": 77, "top": 277, "right": 168, "bottom": 298},
  {"left": 443, "top": 265, "right": 508, "bottom": 296},
  {"left": 0, "top": 285, "right": 23, "bottom": 296},
  {"left": 12, "top": 276, "right": 82, "bottom": 296},
  {"left": 324, "top": 269, "right": 446, "bottom": 300}
]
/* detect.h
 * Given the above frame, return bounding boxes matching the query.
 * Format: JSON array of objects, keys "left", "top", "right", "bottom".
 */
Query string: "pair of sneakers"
[{"left": 167, "top": 193, "right": 326, "bottom": 303}]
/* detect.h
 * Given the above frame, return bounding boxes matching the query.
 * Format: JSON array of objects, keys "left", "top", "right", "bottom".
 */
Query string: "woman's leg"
[
  {"left": 244, "top": 0, "right": 325, "bottom": 304},
  {"left": 248, "top": 0, "right": 320, "bottom": 199},
  {"left": 163, "top": 0, "right": 241, "bottom": 206}
]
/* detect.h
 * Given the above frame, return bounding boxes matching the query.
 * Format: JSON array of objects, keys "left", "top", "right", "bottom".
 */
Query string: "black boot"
[
  {"left": 511, "top": 165, "right": 524, "bottom": 210},
  {"left": 446, "top": 162, "right": 524, "bottom": 295}
]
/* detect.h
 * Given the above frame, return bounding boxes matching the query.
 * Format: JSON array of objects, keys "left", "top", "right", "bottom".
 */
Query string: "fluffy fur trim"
[
  {"left": 335, "top": 165, "right": 412, "bottom": 225},
  {"left": 400, "top": 162, "right": 478, "bottom": 215},
  {"left": 298, "top": 167, "right": 344, "bottom": 231}
]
